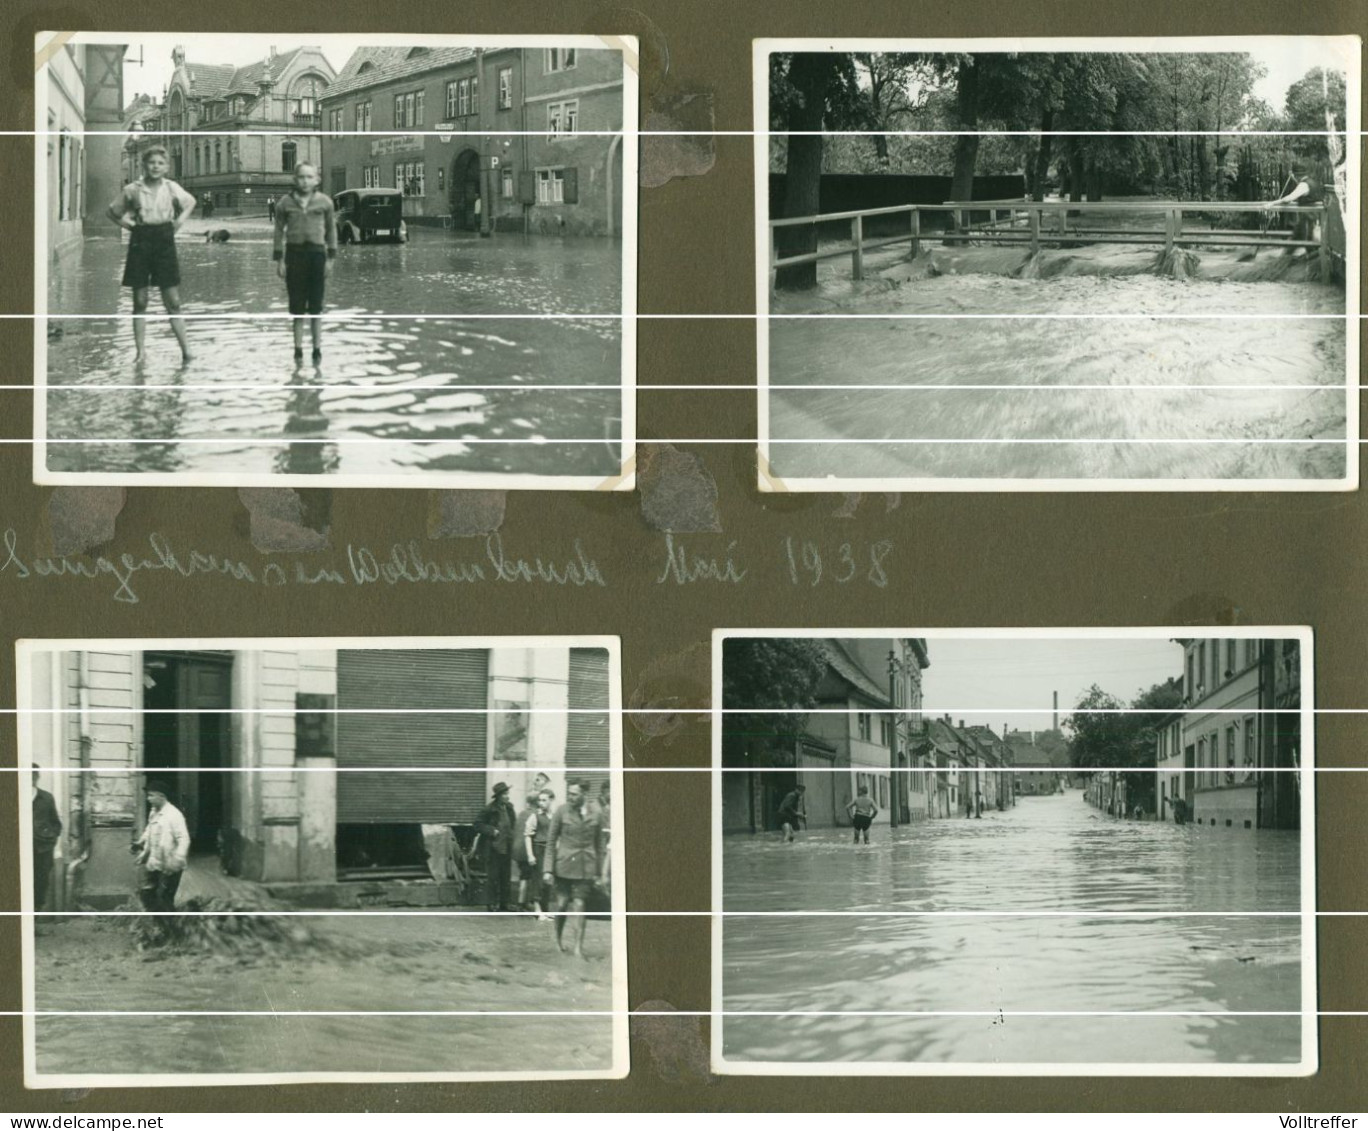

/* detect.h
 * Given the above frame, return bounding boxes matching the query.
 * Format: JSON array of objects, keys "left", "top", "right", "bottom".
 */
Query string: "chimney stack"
[{"left": 1053, "top": 691, "right": 1059, "bottom": 731}]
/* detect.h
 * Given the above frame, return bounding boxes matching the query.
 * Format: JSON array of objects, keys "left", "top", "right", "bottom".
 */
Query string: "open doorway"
[
  {"left": 449, "top": 149, "right": 482, "bottom": 231},
  {"left": 141, "top": 653, "right": 234, "bottom": 865}
]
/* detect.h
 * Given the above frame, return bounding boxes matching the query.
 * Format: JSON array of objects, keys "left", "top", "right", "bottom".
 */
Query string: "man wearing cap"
[
  {"left": 475, "top": 781, "right": 517, "bottom": 912},
  {"left": 132, "top": 780, "right": 190, "bottom": 913},
  {"left": 543, "top": 780, "right": 607, "bottom": 960}
]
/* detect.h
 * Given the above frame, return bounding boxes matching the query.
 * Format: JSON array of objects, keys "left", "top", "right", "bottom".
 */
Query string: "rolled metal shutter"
[
  {"left": 564, "top": 648, "right": 610, "bottom": 795},
  {"left": 335, "top": 649, "right": 489, "bottom": 823}
]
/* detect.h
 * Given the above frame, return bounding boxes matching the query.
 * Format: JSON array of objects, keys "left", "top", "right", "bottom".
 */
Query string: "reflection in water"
[
  {"left": 722, "top": 793, "right": 1303, "bottom": 1065},
  {"left": 769, "top": 269, "right": 1348, "bottom": 481},
  {"left": 277, "top": 365, "right": 339, "bottom": 477},
  {"left": 45, "top": 232, "right": 623, "bottom": 478}
]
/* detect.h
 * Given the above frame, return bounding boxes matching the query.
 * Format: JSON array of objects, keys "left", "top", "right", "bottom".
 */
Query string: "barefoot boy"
[
  {"left": 107, "top": 146, "right": 196, "bottom": 362},
  {"left": 272, "top": 162, "right": 338, "bottom": 363},
  {"left": 846, "top": 785, "right": 878, "bottom": 845}
]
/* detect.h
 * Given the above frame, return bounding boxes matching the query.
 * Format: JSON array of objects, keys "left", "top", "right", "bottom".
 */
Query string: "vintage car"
[{"left": 334, "top": 187, "right": 408, "bottom": 244}]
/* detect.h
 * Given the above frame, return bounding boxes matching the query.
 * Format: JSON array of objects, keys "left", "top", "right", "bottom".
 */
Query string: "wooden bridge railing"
[{"left": 769, "top": 199, "right": 1332, "bottom": 287}]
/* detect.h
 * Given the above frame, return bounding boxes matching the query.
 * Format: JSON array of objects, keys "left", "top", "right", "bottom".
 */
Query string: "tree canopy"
[
  {"left": 1063, "top": 677, "right": 1183, "bottom": 810},
  {"left": 773, "top": 50, "right": 1348, "bottom": 204},
  {"left": 721, "top": 638, "right": 829, "bottom": 764}
]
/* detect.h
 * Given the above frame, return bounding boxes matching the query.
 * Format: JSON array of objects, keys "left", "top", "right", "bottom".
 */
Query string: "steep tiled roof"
[
  {"left": 182, "top": 62, "right": 235, "bottom": 100},
  {"left": 821, "top": 641, "right": 889, "bottom": 706},
  {"left": 224, "top": 48, "right": 304, "bottom": 96},
  {"left": 323, "top": 45, "right": 478, "bottom": 101}
]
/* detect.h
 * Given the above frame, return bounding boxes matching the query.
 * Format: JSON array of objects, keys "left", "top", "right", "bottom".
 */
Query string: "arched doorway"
[{"left": 449, "top": 148, "right": 482, "bottom": 231}]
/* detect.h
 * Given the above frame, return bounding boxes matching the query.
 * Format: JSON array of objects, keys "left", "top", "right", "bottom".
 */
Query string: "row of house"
[
  {"left": 722, "top": 639, "right": 1078, "bottom": 835},
  {"left": 27, "top": 645, "right": 612, "bottom": 909},
  {"left": 1153, "top": 638, "right": 1302, "bottom": 830},
  {"left": 41, "top": 41, "right": 129, "bottom": 262},
  {"left": 118, "top": 43, "right": 624, "bottom": 236}
]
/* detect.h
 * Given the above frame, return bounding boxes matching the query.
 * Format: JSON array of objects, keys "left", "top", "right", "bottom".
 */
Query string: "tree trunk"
[
  {"left": 1086, "top": 152, "right": 1103, "bottom": 202},
  {"left": 1195, "top": 124, "right": 1212, "bottom": 201},
  {"left": 945, "top": 58, "right": 980, "bottom": 243},
  {"left": 1067, "top": 143, "right": 1085, "bottom": 216},
  {"left": 774, "top": 54, "right": 834, "bottom": 292},
  {"left": 1032, "top": 109, "right": 1054, "bottom": 202}
]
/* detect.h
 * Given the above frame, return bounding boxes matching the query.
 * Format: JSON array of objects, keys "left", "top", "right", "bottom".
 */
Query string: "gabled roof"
[
  {"left": 820, "top": 641, "right": 890, "bottom": 706},
  {"left": 181, "top": 62, "right": 235, "bottom": 100},
  {"left": 224, "top": 49, "right": 304, "bottom": 97},
  {"left": 322, "top": 45, "right": 478, "bottom": 101}
]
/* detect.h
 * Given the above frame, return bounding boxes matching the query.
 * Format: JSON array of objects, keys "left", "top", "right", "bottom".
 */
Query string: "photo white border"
[
  {"left": 753, "top": 36, "right": 1361, "bottom": 493},
  {"left": 710, "top": 625, "right": 1318, "bottom": 1076},
  {"left": 33, "top": 32, "right": 638, "bottom": 491},
  {"left": 16, "top": 633, "right": 629, "bottom": 1088}
]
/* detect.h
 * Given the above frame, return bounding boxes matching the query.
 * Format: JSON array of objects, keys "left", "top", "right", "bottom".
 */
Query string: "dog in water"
[{"left": 204, "top": 229, "right": 232, "bottom": 243}]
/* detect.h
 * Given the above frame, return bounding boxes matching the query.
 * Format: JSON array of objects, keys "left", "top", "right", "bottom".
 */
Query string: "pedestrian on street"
[
  {"left": 272, "top": 162, "right": 337, "bottom": 365},
  {"left": 475, "top": 782, "right": 516, "bottom": 912},
  {"left": 32, "top": 765, "right": 62, "bottom": 913},
  {"left": 543, "top": 781, "right": 606, "bottom": 960},
  {"left": 530, "top": 788, "right": 555, "bottom": 919},
  {"left": 107, "top": 146, "right": 196, "bottom": 364},
  {"left": 267, "top": 196, "right": 276, "bottom": 223},
  {"left": 846, "top": 786, "right": 878, "bottom": 845},
  {"left": 513, "top": 789, "right": 549, "bottom": 914},
  {"left": 132, "top": 780, "right": 190, "bottom": 913},
  {"left": 776, "top": 784, "right": 806, "bottom": 842}
]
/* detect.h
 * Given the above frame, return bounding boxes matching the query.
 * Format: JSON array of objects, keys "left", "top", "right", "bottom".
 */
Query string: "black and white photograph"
[
  {"left": 755, "top": 37, "right": 1360, "bottom": 490},
  {"left": 18, "top": 637, "right": 626, "bottom": 1086},
  {"left": 36, "top": 33, "right": 637, "bottom": 489},
  {"left": 713, "top": 629, "right": 1315, "bottom": 1074}
]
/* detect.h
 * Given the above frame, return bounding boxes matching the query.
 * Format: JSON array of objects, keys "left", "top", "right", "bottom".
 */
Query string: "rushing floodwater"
[
  {"left": 721, "top": 793, "right": 1304, "bottom": 1066},
  {"left": 44, "top": 231, "right": 624, "bottom": 478},
  {"left": 768, "top": 252, "right": 1348, "bottom": 482},
  {"left": 34, "top": 913, "right": 614, "bottom": 1076}
]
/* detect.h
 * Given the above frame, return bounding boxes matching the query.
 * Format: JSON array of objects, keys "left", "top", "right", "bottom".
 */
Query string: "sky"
[{"left": 913, "top": 636, "right": 1184, "bottom": 736}]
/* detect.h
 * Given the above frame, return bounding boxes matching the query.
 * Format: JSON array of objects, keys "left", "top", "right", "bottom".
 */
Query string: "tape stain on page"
[
  {"left": 47, "top": 487, "right": 127, "bottom": 557},
  {"left": 638, "top": 444, "right": 721, "bottom": 533},
  {"left": 427, "top": 490, "right": 508, "bottom": 538},
  {"left": 237, "top": 488, "right": 331, "bottom": 553},
  {"left": 631, "top": 999, "right": 714, "bottom": 1083},
  {"left": 641, "top": 91, "right": 717, "bottom": 188}
]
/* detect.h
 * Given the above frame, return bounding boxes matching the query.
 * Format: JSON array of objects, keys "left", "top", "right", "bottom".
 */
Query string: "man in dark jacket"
[
  {"left": 32, "top": 765, "right": 62, "bottom": 912},
  {"left": 475, "top": 782, "right": 517, "bottom": 912}
]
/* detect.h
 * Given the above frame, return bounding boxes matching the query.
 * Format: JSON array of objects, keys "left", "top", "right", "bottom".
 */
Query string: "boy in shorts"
[
  {"left": 106, "top": 146, "right": 196, "bottom": 363},
  {"left": 846, "top": 786, "right": 879, "bottom": 845},
  {"left": 272, "top": 162, "right": 338, "bottom": 363}
]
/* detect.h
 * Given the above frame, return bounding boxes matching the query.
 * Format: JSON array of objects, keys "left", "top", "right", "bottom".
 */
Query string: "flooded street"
[
  {"left": 34, "top": 912, "right": 614, "bottom": 1076},
  {"left": 44, "top": 230, "right": 624, "bottom": 478},
  {"left": 721, "top": 792, "right": 1304, "bottom": 1066},
  {"left": 768, "top": 248, "right": 1347, "bottom": 482}
]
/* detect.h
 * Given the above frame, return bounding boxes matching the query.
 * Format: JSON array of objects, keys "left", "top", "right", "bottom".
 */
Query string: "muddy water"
[
  {"left": 44, "top": 232, "right": 624, "bottom": 478},
  {"left": 721, "top": 793, "right": 1303, "bottom": 1066},
  {"left": 768, "top": 251, "right": 1348, "bottom": 482},
  {"left": 34, "top": 913, "right": 615, "bottom": 1075}
]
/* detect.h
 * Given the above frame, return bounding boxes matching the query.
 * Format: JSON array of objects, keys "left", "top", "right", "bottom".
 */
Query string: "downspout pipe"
[{"left": 65, "top": 653, "right": 94, "bottom": 902}]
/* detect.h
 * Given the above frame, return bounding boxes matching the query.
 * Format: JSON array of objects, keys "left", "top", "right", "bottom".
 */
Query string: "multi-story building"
[
  {"left": 963, "top": 725, "right": 1015, "bottom": 811},
  {"left": 1154, "top": 711, "right": 1186, "bottom": 821},
  {"left": 26, "top": 645, "right": 610, "bottom": 909},
  {"left": 1178, "top": 637, "right": 1302, "bottom": 831},
  {"left": 1006, "top": 728, "right": 1071, "bottom": 797},
  {"left": 317, "top": 45, "right": 625, "bottom": 235},
  {"left": 41, "top": 42, "right": 127, "bottom": 260},
  {"left": 124, "top": 45, "right": 336, "bottom": 213},
  {"left": 916, "top": 718, "right": 964, "bottom": 818}
]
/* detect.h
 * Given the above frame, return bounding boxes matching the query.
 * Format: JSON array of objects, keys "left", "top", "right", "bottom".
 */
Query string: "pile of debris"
[{"left": 131, "top": 896, "right": 318, "bottom": 958}]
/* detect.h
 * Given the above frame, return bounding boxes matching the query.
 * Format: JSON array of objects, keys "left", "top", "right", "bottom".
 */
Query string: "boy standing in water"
[
  {"left": 846, "top": 785, "right": 878, "bottom": 845},
  {"left": 776, "top": 784, "right": 806, "bottom": 843},
  {"left": 272, "top": 163, "right": 337, "bottom": 363},
  {"left": 107, "top": 147, "right": 196, "bottom": 363}
]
